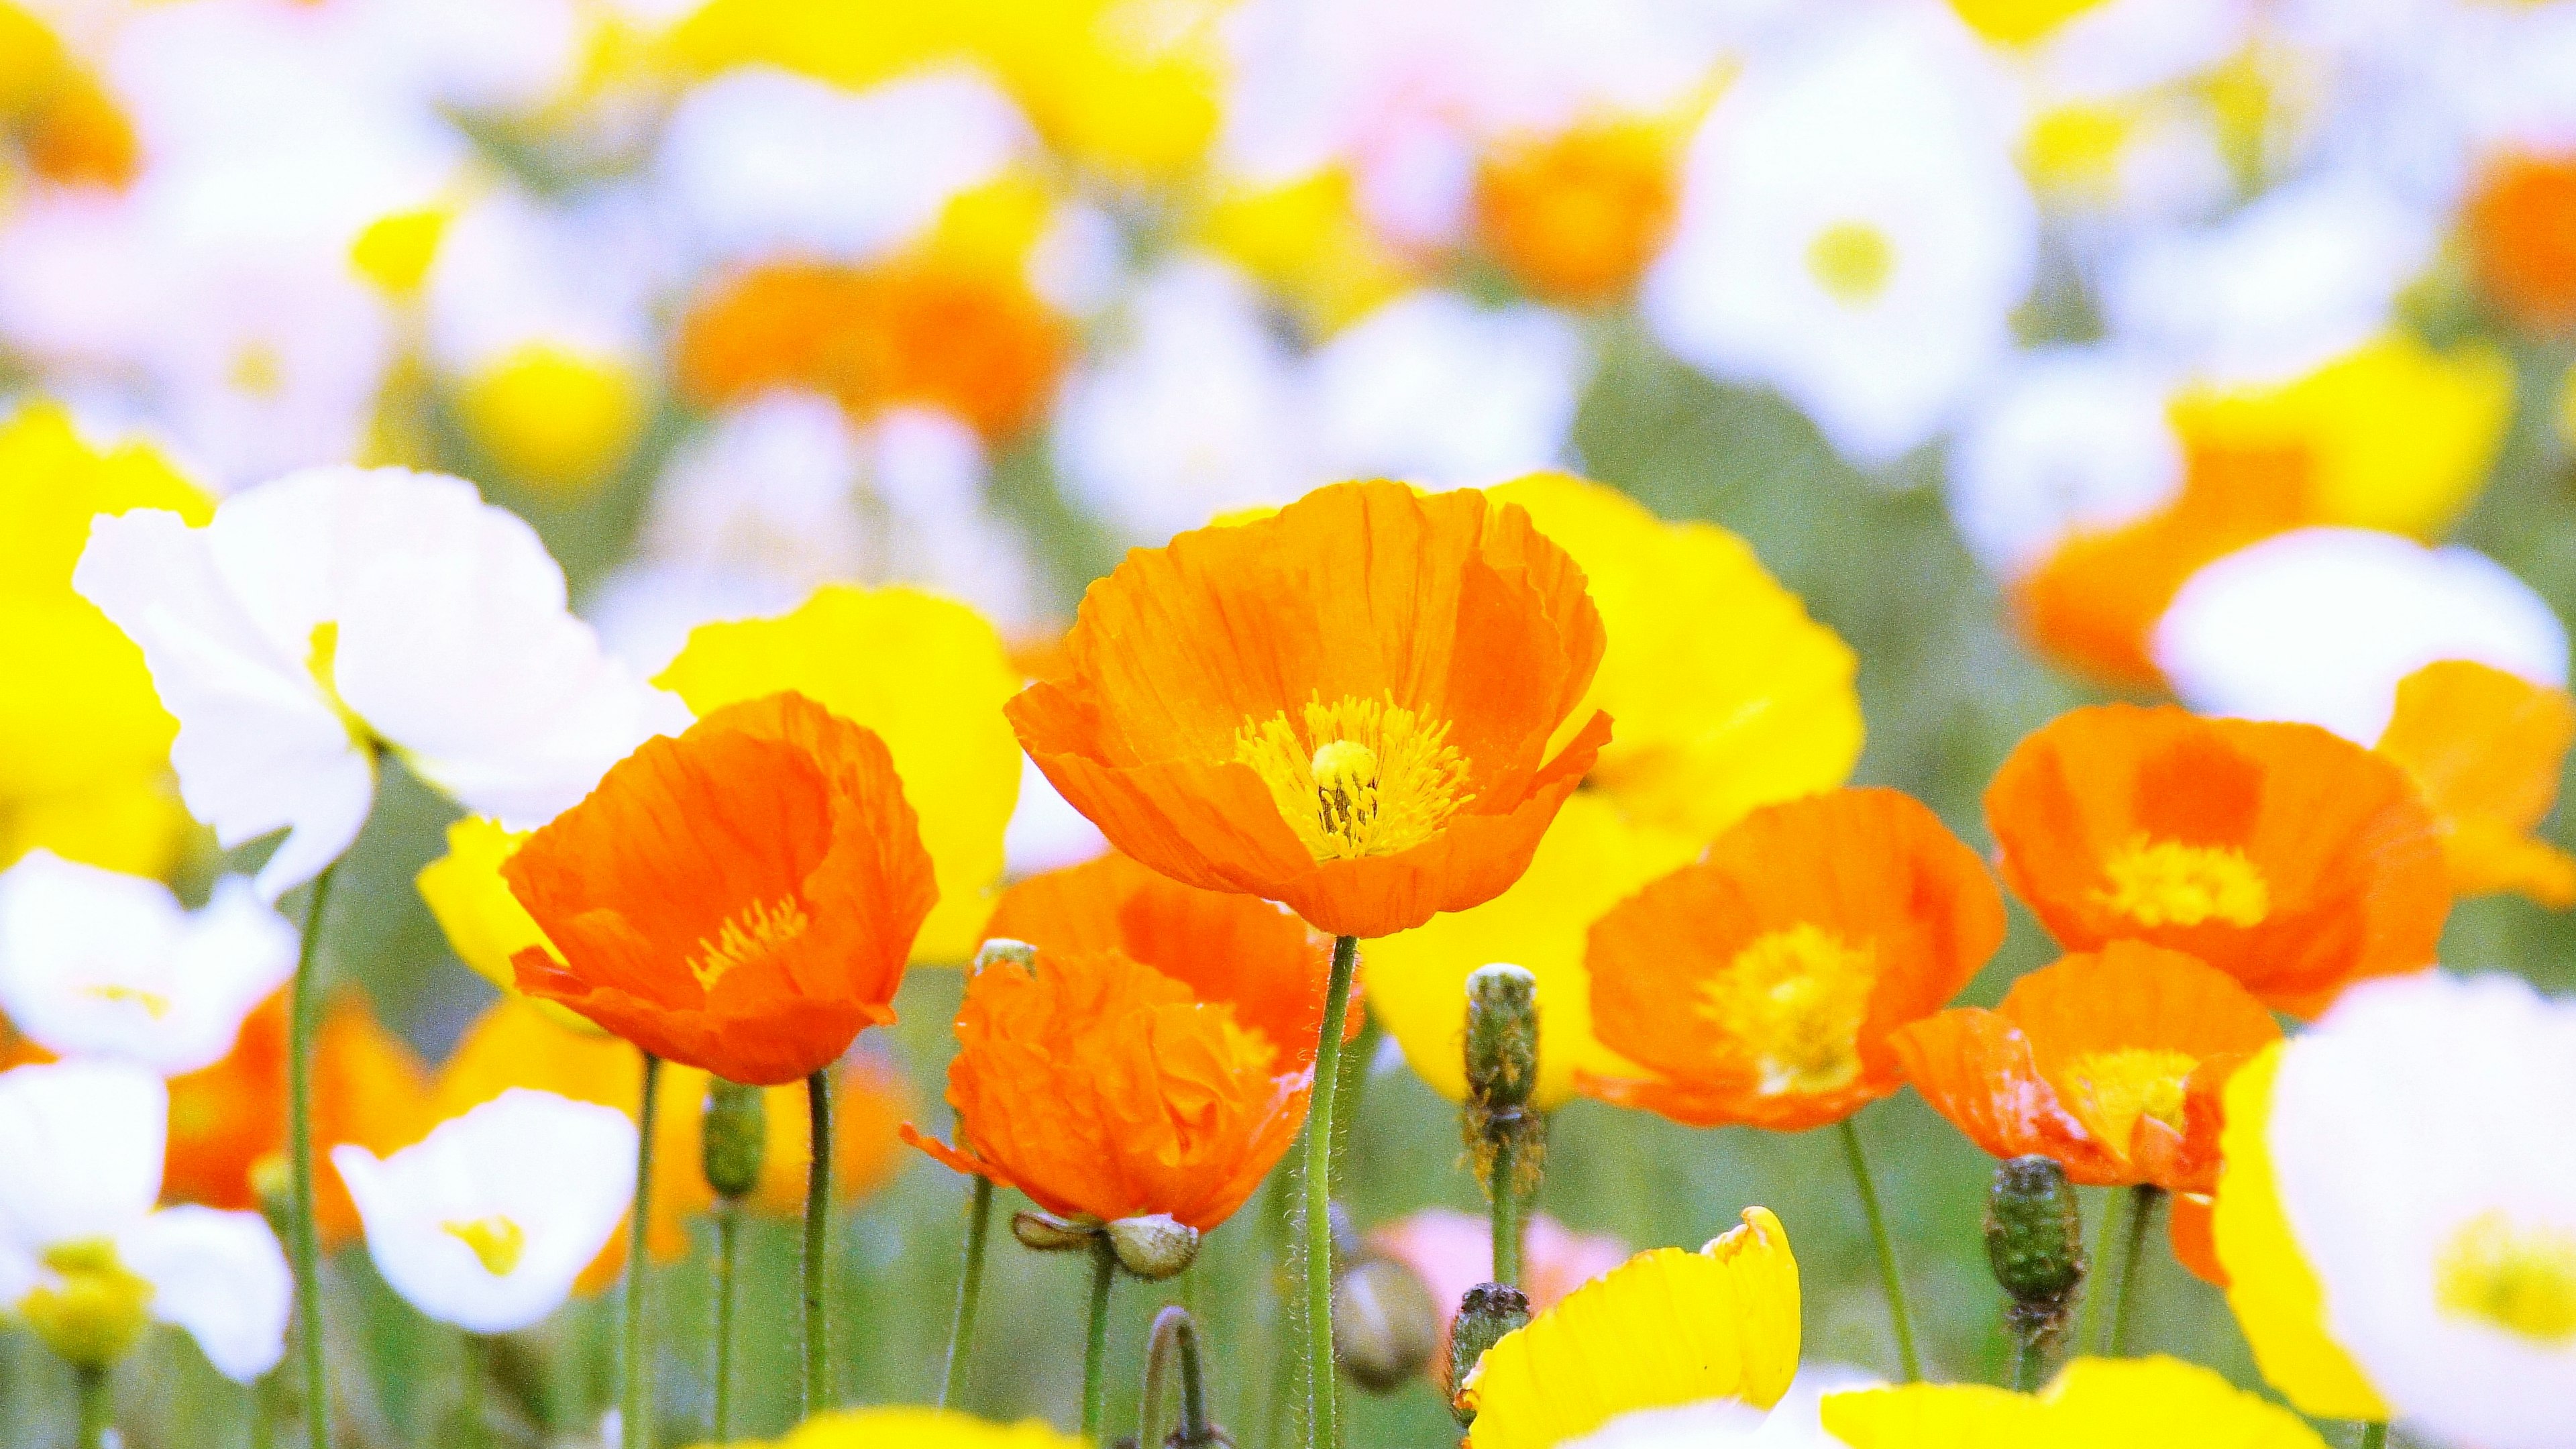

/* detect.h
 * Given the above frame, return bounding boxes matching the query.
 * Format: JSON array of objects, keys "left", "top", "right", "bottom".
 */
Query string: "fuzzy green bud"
[
  {"left": 1011, "top": 1210, "right": 1099, "bottom": 1253},
  {"left": 1986, "top": 1155, "right": 2086, "bottom": 1346},
  {"left": 1108, "top": 1214, "right": 1201, "bottom": 1281},
  {"left": 1463, "top": 964, "right": 1539, "bottom": 1112},
  {"left": 700, "top": 1077, "right": 768, "bottom": 1200},
  {"left": 1333, "top": 1254, "right": 1440, "bottom": 1395},
  {"left": 1446, "top": 1281, "right": 1531, "bottom": 1426}
]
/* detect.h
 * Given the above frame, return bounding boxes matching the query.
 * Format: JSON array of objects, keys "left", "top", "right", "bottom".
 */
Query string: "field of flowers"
[{"left": 2, "top": 1, "right": 2574, "bottom": 1447}]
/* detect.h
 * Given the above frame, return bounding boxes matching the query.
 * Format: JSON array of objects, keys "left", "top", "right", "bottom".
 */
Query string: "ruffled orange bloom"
[
  {"left": 1890, "top": 941, "right": 2277, "bottom": 1191},
  {"left": 1578, "top": 788, "right": 2006, "bottom": 1131},
  {"left": 981, "top": 850, "right": 1348, "bottom": 1065},
  {"left": 163, "top": 990, "right": 433, "bottom": 1248},
  {"left": 1986, "top": 704, "right": 2449, "bottom": 1018},
  {"left": 1474, "top": 118, "right": 1683, "bottom": 307},
  {"left": 2373, "top": 659, "right": 2576, "bottom": 908},
  {"left": 507, "top": 692, "right": 938, "bottom": 1086},
  {"left": 1007, "top": 481, "right": 1611, "bottom": 941},
  {"left": 903, "top": 944, "right": 1309, "bottom": 1231},
  {"left": 2467, "top": 150, "right": 2576, "bottom": 334}
]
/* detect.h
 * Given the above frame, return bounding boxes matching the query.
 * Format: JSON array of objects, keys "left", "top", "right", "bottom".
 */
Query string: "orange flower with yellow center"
[
  {"left": 1890, "top": 941, "right": 2277, "bottom": 1192},
  {"left": 505, "top": 691, "right": 938, "bottom": 1086},
  {"left": 1986, "top": 704, "right": 2449, "bottom": 1018},
  {"left": 2467, "top": 150, "right": 2576, "bottom": 335},
  {"left": 1474, "top": 117, "right": 1684, "bottom": 307},
  {"left": 1578, "top": 788, "right": 2006, "bottom": 1131},
  {"left": 904, "top": 943, "right": 1309, "bottom": 1232},
  {"left": 1006, "top": 481, "right": 1611, "bottom": 941},
  {"left": 979, "top": 850, "right": 1350, "bottom": 1065}
]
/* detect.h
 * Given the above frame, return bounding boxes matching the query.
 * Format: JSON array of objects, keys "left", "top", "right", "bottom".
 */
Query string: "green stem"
[
  {"left": 1489, "top": 1132, "right": 1521, "bottom": 1289},
  {"left": 624, "top": 1053, "right": 661, "bottom": 1449},
  {"left": 939, "top": 1175, "right": 996, "bottom": 1409},
  {"left": 251, "top": 1373, "right": 276, "bottom": 1449},
  {"left": 712, "top": 1204, "right": 742, "bottom": 1444},
  {"left": 2359, "top": 1423, "right": 2387, "bottom": 1449},
  {"left": 1836, "top": 1116, "right": 1923, "bottom": 1383},
  {"left": 2107, "top": 1185, "right": 2161, "bottom": 1357},
  {"left": 2008, "top": 1330, "right": 2044, "bottom": 1393},
  {"left": 1259, "top": 1164, "right": 1297, "bottom": 1449},
  {"left": 286, "top": 860, "right": 339, "bottom": 1449},
  {"left": 803, "top": 1067, "right": 835, "bottom": 1416},
  {"left": 2074, "top": 1185, "right": 2125, "bottom": 1357},
  {"left": 75, "top": 1364, "right": 110, "bottom": 1449},
  {"left": 460, "top": 1335, "right": 488, "bottom": 1449},
  {"left": 1081, "top": 1239, "right": 1118, "bottom": 1445},
  {"left": 1302, "top": 936, "right": 1359, "bottom": 1449}
]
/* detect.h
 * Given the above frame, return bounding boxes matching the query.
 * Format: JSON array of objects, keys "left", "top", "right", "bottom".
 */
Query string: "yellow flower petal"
[
  {"left": 1823, "top": 1356, "right": 2326, "bottom": 1448},
  {"left": 1491, "top": 474, "right": 1862, "bottom": 841},
  {"left": 1461, "top": 1206, "right": 1801, "bottom": 1449},
  {"left": 417, "top": 818, "right": 600, "bottom": 1032},
  {"left": 2169, "top": 331, "right": 2515, "bottom": 543},
  {"left": 453, "top": 343, "right": 647, "bottom": 500},
  {"left": 767, "top": 1405, "right": 1089, "bottom": 1449},
  {"left": 655, "top": 585, "right": 1022, "bottom": 963},
  {"left": 2212, "top": 1042, "right": 2390, "bottom": 1421},
  {"left": 1945, "top": 0, "right": 2113, "bottom": 46},
  {"left": 1366, "top": 792, "right": 1699, "bottom": 1107}
]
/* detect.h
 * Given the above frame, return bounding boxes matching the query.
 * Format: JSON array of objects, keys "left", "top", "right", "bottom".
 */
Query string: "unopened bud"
[
  {"left": 1446, "top": 1281, "right": 1531, "bottom": 1426},
  {"left": 1012, "top": 1210, "right": 1100, "bottom": 1252},
  {"left": 23, "top": 1240, "right": 152, "bottom": 1369},
  {"left": 1108, "top": 1214, "right": 1201, "bottom": 1281},
  {"left": 700, "top": 1077, "right": 767, "bottom": 1200},
  {"left": 250, "top": 1152, "right": 294, "bottom": 1235},
  {"left": 1463, "top": 965, "right": 1539, "bottom": 1112},
  {"left": 1986, "top": 1155, "right": 2085, "bottom": 1345},
  {"left": 973, "top": 938, "right": 1037, "bottom": 973},
  {"left": 1332, "top": 1255, "right": 1439, "bottom": 1394}
]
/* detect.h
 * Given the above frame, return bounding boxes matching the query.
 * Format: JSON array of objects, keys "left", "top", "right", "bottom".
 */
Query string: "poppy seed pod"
[
  {"left": 1334, "top": 1254, "right": 1440, "bottom": 1393},
  {"left": 1986, "top": 1155, "right": 2086, "bottom": 1330},
  {"left": 700, "top": 1077, "right": 767, "bottom": 1201},
  {"left": 1446, "top": 1281, "right": 1532, "bottom": 1426}
]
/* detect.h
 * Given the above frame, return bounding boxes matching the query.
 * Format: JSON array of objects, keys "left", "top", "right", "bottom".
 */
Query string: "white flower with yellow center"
[
  {"left": 0, "top": 851, "right": 294, "bottom": 1077},
  {"left": 2236, "top": 972, "right": 2576, "bottom": 1449},
  {"left": 0, "top": 1061, "right": 290, "bottom": 1381},
  {"left": 332, "top": 1089, "right": 637, "bottom": 1334},
  {"left": 1945, "top": 345, "right": 2184, "bottom": 580},
  {"left": 73, "top": 466, "right": 691, "bottom": 899},
  {"left": 1644, "top": 7, "right": 2036, "bottom": 468}
]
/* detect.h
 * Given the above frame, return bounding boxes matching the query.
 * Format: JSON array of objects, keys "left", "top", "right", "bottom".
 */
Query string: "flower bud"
[
  {"left": 1446, "top": 1281, "right": 1531, "bottom": 1426},
  {"left": 700, "top": 1077, "right": 767, "bottom": 1201},
  {"left": 1012, "top": 1210, "right": 1101, "bottom": 1252},
  {"left": 1463, "top": 964, "right": 1540, "bottom": 1112},
  {"left": 973, "top": 937, "right": 1038, "bottom": 973},
  {"left": 1108, "top": 1214, "right": 1202, "bottom": 1281},
  {"left": 1986, "top": 1155, "right": 2086, "bottom": 1344},
  {"left": 1332, "top": 1254, "right": 1440, "bottom": 1394},
  {"left": 23, "top": 1240, "right": 153, "bottom": 1369}
]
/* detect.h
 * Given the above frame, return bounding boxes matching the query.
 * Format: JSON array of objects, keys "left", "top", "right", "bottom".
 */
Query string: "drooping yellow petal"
[
  {"left": 2169, "top": 331, "right": 2515, "bottom": 542},
  {"left": 1366, "top": 792, "right": 1700, "bottom": 1108},
  {"left": 655, "top": 585, "right": 1021, "bottom": 963},
  {"left": 770, "top": 1405, "right": 1091, "bottom": 1449},
  {"left": 1823, "top": 1356, "right": 2326, "bottom": 1448},
  {"left": 417, "top": 817, "right": 598, "bottom": 1032},
  {"left": 2212, "top": 1043, "right": 2391, "bottom": 1421},
  {"left": 1491, "top": 474, "right": 1862, "bottom": 841},
  {"left": 1461, "top": 1206, "right": 1801, "bottom": 1449},
  {"left": 2374, "top": 659, "right": 2576, "bottom": 908}
]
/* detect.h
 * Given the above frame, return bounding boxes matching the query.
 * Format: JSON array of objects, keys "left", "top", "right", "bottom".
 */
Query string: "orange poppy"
[
  {"left": 163, "top": 989, "right": 433, "bottom": 1248},
  {"left": 1006, "top": 481, "right": 1611, "bottom": 941},
  {"left": 902, "top": 943, "right": 1309, "bottom": 1232},
  {"left": 2373, "top": 659, "right": 2576, "bottom": 908},
  {"left": 506, "top": 691, "right": 938, "bottom": 1086},
  {"left": 1577, "top": 788, "right": 2006, "bottom": 1131},
  {"left": 1473, "top": 118, "right": 1683, "bottom": 307},
  {"left": 1984, "top": 704, "right": 2448, "bottom": 1018},
  {"left": 2466, "top": 150, "right": 2576, "bottom": 335},
  {"left": 980, "top": 850, "right": 1350, "bottom": 1065},
  {"left": 1889, "top": 941, "right": 2277, "bottom": 1191}
]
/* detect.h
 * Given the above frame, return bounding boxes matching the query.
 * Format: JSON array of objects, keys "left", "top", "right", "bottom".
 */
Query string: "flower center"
[
  {"left": 1234, "top": 692, "right": 1473, "bottom": 862},
  {"left": 2059, "top": 1047, "right": 2197, "bottom": 1157},
  {"left": 2436, "top": 1211, "right": 2576, "bottom": 1345},
  {"left": 1807, "top": 219, "right": 1897, "bottom": 306},
  {"left": 1695, "top": 923, "right": 1875, "bottom": 1095},
  {"left": 21, "top": 1238, "right": 154, "bottom": 1369},
  {"left": 2095, "top": 835, "right": 2270, "bottom": 928},
  {"left": 690, "top": 896, "right": 812, "bottom": 994},
  {"left": 78, "top": 981, "right": 172, "bottom": 1018},
  {"left": 442, "top": 1216, "right": 528, "bottom": 1277}
]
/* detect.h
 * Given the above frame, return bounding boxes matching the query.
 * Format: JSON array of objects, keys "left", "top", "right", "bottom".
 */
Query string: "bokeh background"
[{"left": 2, "top": 0, "right": 2574, "bottom": 1444}]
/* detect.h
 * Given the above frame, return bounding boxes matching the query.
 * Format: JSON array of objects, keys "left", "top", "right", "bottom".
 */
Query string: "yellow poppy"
[{"left": 1822, "top": 1354, "right": 2328, "bottom": 1448}]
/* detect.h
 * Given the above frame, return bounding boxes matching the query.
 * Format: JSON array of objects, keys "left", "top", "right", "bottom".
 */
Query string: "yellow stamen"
[
  {"left": 690, "top": 896, "right": 812, "bottom": 994},
  {"left": 2096, "top": 835, "right": 2271, "bottom": 928},
  {"left": 442, "top": 1216, "right": 527, "bottom": 1277},
  {"left": 1807, "top": 220, "right": 1897, "bottom": 305},
  {"left": 21, "top": 1239, "right": 154, "bottom": 1369},
  {"left": 229, "top": 341, "right": 285, "bottom": 398},
  {"left": 2437, "top": 1212, "right": 2576, "bottom": 1345},
  {"left": 2059, "top": 1047, "right": 2197, "bottom": 1157},
  {"left": 1696, "top": 923, "right": 1875, "bottom": 1095},
  {"left": 78, "top": 982, "right": 172, "bottom": 1018},
  {"left": 1234, "top": 692, "right": 1473, "bottom": 862}
]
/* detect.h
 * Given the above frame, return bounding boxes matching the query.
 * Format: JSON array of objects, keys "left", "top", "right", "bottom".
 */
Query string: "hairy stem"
[
  {"left": 1837, "top": 1116, "right": 1923, "bottom": 1383},
  {"left": 1302, "top": 936, "right": 1359, "bottom": 1449}
]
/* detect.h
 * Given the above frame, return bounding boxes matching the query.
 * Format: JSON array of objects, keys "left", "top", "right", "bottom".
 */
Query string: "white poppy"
[
  {"left": 2154, "top": 527, "right": 2568, "bottom": 744},
  {"left": 0, "top": 1061, "right": 290, "bottom": 1381},
  {"left": 1564, "top": 1364, "right": 1885, "bottom": 1448},
  {"left": 1945, "top": 346, "right": 2184, "bottom": 580},
  {"left": 73, "top": 466, "right": 691, "bottom": 900},
  {"left": 0, "top": 853, "right": 295, "bottom": 1077},
  {"left": 332, "top": 1089, "right": 637, "bottom": 1334},
  {"left": 2267, "top": 973, "right": 2576, "bottom": 1449},
  {"left": 1309, "top": 290, "right": 1585, "bottom": 488},
  {"left": 1645, "top": 7, "right": 2036, "bottom": 468}
]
